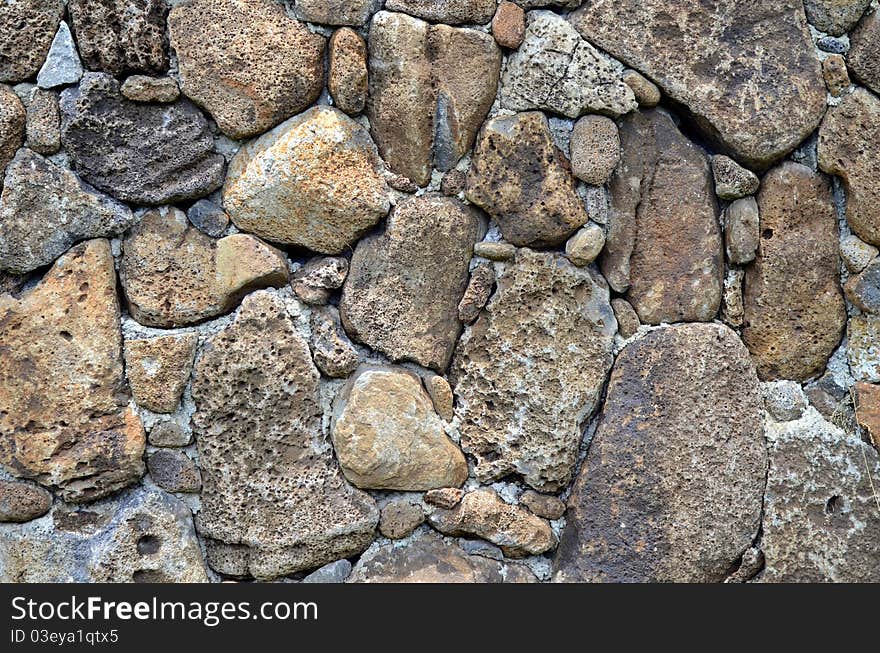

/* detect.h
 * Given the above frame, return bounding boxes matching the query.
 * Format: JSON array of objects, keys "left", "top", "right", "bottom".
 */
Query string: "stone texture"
[
  {"left": 0, "top": 149, "right": 137, "bottom": 274},
  {"left": 68, "top": 0, "right": 168, "bottom": 76},
  {"left": 386, "top": 0, "right": 496, "bottom": 24},
  {"left": 822, "top": 54, "right": 851, "bottom": 97},
  {"left": 554, "top": 323, "right": 767, "bottom": 582},
  {"left": 569, "top": 1, "right": 827, "bottom": 170},
  {"left": 804, "top": 0, "right": 871, "bottom": 36},
  {"left": 120, "top": 75, "right": 179, "bottom": 103},
  {"left": 742, "top": 162, "right": 845, "bottom": 381},
  {"left": 368, "top": 11, "right": 502, "bottom": 184},
  {"left": 761, "top": 406, "right": 880, "bottom": 582},
  {"left": 302, "top": 559, "right": 352, "bottom": 584},
  {"left": 124, "top": 334, "right": 198, "bottom": 413},
  {"left": 599, "top": 109, "right": 722, "bottom": 324},
  {"left": 818, "top": 89, "right": 880, "bottom": 246},
  {"left": 168, "top": 0, "right": 324, "bottom": 140},
  {"left": 763, "top": 381, "right": 808, "bottom": 422},
  {"left": 0, "top": 85, "right": 25, "bottom": 189},
  {"left": 192, "top": 291, "right": 378, "bottom": 580},
  {"left": 565, "top": 223, "right": 605, "bottom": 267},
  {"left": 0, "top": 0, "right": 65, "bottom": 83},
  {"left": 37, "top": 22, "right": 82, "bottom": 89},
  {"left": 120, "top": 209, "right": 289, "bottom": 328},
  {"left": 147, "top": 450, "right": 201, "bottom": 493},
  {"left": 440, "top": 169, "right": 467, "bottom": 197},
  {"left": 501, "top": 12, "right": 635, "bottom": 119},
  {"left": 424, "top": 375, "right": 454, "bottom": 422},
  {"left": 492, "top": 2, "right": 526, "bottom": 49},
  {"left": 331, "top": 366, "right": 468, "bottom": 491},
  {"left": 611, "top": 297, "right": 640, "bottom": 338},
  {"left": 293, "top": 257, "right": 349, "bottom": 306},
  {"left": 60, "top": 73, "right": 225, "bottom": 205},
  {"left": 24, "top": 88, "right": 60, "bottom": 155},
  {"left": 712, "top": 155, "right": 759, "bottom": 200},
  {"left": 467, "top": 112, "right": 587, "bottom": 248},
  {"left": 0, "top": 486, "right": 208, "bottom": 582},
  {"left": 379, "top": 500, "right": 425, "bottom": 539},
  {"left": 854, "top": 381, "right": 880, "bottom": 448},
  {"left": 840, "top": 234, "right": 878, "bottom": 273},
  {"left": 310, "top": 305, "right": 359, "bottom": 378},
  {"left": 428, "top": 488, "right": 556, "bottom": 558},
  {"left": 845, "top": 259, "right": 880, "bottom": 314},
  {"left": 341, "top": 195, "right": 484, "bottom": 371},
  {"left": 0, "top": 240, "right": 145, "bottom": 502},
  {"left": 848, "top": 10, "right": 880, "bottom": 94},
  {"left": 570, "top": 115, "right": 620, "bottom": 185},
  {"left": 847, "top": 315, "right": 880, "bottom": 382},
  {"left": 148, "top": 422, "right": 191, "bottom": 448},
  {"left": 223, "top": 106, "right": 390, "bottom": 255},
  {"left": 473, "top": 242, "right": 516, "bottom": 261},
  {"left": 424, "top": 488, "right": 463, "bottom": 510},
  {"left": 519, "top": 490, "right": 565, "bottom": 521},
  {"left": 186, "top": 199, "right": 228, "bottom": 238},
  {"left": 622, "top": 69, "right": 660, "bottom": 107},
  {"left": 294, "top": 0, "right": 381, "bottom": 26},
  {"left": 721, "top": 267, "right": 745, "bottom": 329},
  {"left": 457, "top": 263, "right": 495, "bottom": 325},
  {"left": 724, "top": 197, "right": 760, "bottom": 265},
  {"left": 0, "top": 481, "right": 52, "bottom": 523},
  {"left": 451, "top": 249, "right": 616, "bottom": 491},
  {"left": 329, "top": 28, "right": 368, "bottom": 116}
]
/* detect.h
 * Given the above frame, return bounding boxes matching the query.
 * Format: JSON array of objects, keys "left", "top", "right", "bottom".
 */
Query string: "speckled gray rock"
[
  {"left": 120, "top": 75, "right": 179, "bottom": 103},
  {"left": 804, "top": 0, "right": 871, "bottom": 36},
  {"left": 60, "top": 73, "right": 225, "bottom": 205},
  {"left": 148, "top": 422, "right": 191, "bottom": 448},
  {"left": 0, "top": 149, "right": 137, "bottom": 274},
  {"left": 721, "top": 267, "right": 745, "bottom": 329},
  {"left": 294, "top": 0, "right": 382, "bottom": 26},
  {"left": 340, "top": 195, "right": 485, "bottom": 371},
  {"left": 501, "top": 11, "right": 636, "bottom": 119},
  {"left": 192, "top": 291, "right": 378, "bottom": 580},
  {"left": 763, "top": 381, "right": 807, "bottom": 422},
  {"left": 711, "top": 155, "right": 760, "bottom": 201},
  {"left": 848, "top": 315, "right": 880, "bottom": 383},
  {"left": 570, "top": 115, "right": 620, "bottom": 185},
  {"left": 293, "top": 257, "right": 350, "bottom": 306},
  {"left": 0, "top": 0, "right": 65, "bottom": 83},
  {"left": 0, "top": 85, "right": 25, "bottom": 189},
  {"left": 37, "top": 22, "right": 82, "bottom": 89},
  {"left": 840, "top": 234, "right": 878, "bottom": 274},
  {"left": 310, "top": 305, "right": 359, "bottom": 378},
  {"left": 302, "top": 559, "right": 352, "bottom": 583},
  {"left": 186, "top": 199, "right": 228, "bottom": 238},
  {"left": 147, "top": 450, "right": 201, "bottom": 493},
  {"left": 24, "top": 88, "right": 60, "bottom": 155},
  {"left": 451, "top": 249, "right": 616, "bottom": 491},
  {"left": 848, "top": 10, "right": 880, "bottom": 94},
  {"left": 554, "top": 323, "right": 766, "bottom": 583},
  {"left": 724, "top": 196, "right": 760, "bottom": 265},
  {"left": 0, "top": 481, "right": 52, "bottom": 523}
]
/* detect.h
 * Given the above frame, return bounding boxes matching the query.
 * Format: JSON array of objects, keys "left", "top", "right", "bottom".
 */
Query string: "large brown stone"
[
  {"left": 742, "top": 162, "right": 845, "bottom": 381},
  {"left": 818, "top": 89, "right": 880, "bottom": 246},
  {"left": 0, "top": 0, "right": 64, "bottom": 83},
  {"left": 569, "top": 1, "right": 827, "bottom": 170},
  {"left": 192, "top": 291, "right": 378, "bottom": 580},
  {"left": 168, "top": 0, "right": 325, "bottom": 140},
  {"left": 466, "top": 112, "right": 588, "bottom": 248},
  {"left": 554, "top": 323, "right": 766, "bottom": 583},
  {"left": 368, "top": 11, "right": 502, "bottom": 185},
  {"left": 847, "top": 9, "right": 880, "bottom": 94},
  {"left": 0, "top": 86, "right": 24, "bottom": 190},
  {"left": 121, "top": 209, "right": 289, "bottom": 328},
  {"left": 223, "top": 107, "right": 390, "bottom": 255},
  {"left": 451, "top": 249, "right": 616, "bottom": 492},
  {"left": 599, "top": 109, "right": 722, "bottom": 324},
  {"left": 340, "top": 194, "right": 485, "bottom": 371},
  {"left": 0, "top": 240, "right": 145, "bottom": 503}
]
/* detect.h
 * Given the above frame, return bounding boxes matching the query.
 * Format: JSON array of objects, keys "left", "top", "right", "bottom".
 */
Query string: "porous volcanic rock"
[
  {"left": 124, "top": 334, "right": 198, "bottom": 413},
  {"left": 120, "top": 76, "right": 179, "bottom": 103},
  {"left": 0, "top": 85, "right": 25, "bottom": 187},
  {"left": 848, "top": 10, "right": 880, "bottom": 94},
  {"left": 24, "top": 88, "right": 60, "bottom": 155},
  {"left": 804, "top": 0, "right": 871, "bottom": 35},
  {"left": 386, "top": 0, "right": 496, "bottom": 24},
  {"left": 0, "top": 0, "right": 65, "bottom": 83},
  {"left": 329, "top": 28, "right": 368, "bottom": 116},
  {"left": 294, "top": 0, "right": 382, "bottom": 26},
  {"left": 0, "top": 481, "right": 52, "bottom": 523}
]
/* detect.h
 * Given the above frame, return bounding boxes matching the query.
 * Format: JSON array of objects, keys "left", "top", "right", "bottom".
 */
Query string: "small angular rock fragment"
[
  {"left": 457, "top": 263, "right": 495, "bottom": 324},
  {"left": 124, "top": 334, "right": 198, "bottom": 413},
  {"left": 721, "top": 267, "right": 745, "bottom": 329},
  {"left": 37, "top": 22, "right": 83, "bottom": 89},
  {"left": 519, "top": 490, "right": 565, "bottom": 521},
  {"left": 570, "top": 115, "right": 620, "bottom": 185},
  {"left": 292, "top": 257, "right": 349, "bottom": 306},
  {"left": 854, "top": 382, "right": 880, "bottom": 447},
  {"left": 724, "top": 197, "right": 760, "bottom": 265},
  {"left": 24, "top": 88, "right": 60, "bottom": 155},
  {"left": 0, "top": 85, "right": 25, "bottom": 187},
  {"left": 763, "top": 381, "right": 808, "bottom": 422},
  {"left": 186, "top": 199, "right": 229, "bottom": 238},
  {"left": 310, "top": 305, "right": 359, "bottom": 379},
  {"left": 120, "top": 76, "right": 179, "bottom": 103},
  {"left": 822, "top": 55, "right": 850, "bottom": 97},
  {"left": 294, "top": 0, "right": 382, "bottom": 26},
  {"left": 379, "top": 500, "right": 425, "bottom": 539},
  {"left": 840, "top": 234, "right": 878, "bottom": 273},
  {"left": 148, "top": 422, "right": 191, "bottom": 448},
  {"left": 147, "top": 450, "right": 201, "bottom": 493},
  {"left": 711, "top": 155, "right": 759, "bottom": 201},
  {"left": 848, "top": 315, "right": 880, "bottom": 382},
  {"left": 611, "top": 297, "right": 640, "bottom": 338},
  {"left": 424, "top": 487, "right": 464, "bottom": 510}
]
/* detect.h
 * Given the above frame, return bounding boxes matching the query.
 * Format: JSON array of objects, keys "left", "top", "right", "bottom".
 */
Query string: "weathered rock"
[
  {"left": 570, "top": 115, "right": 620, "bottom": 185},
  {"left": 223, "top": 107, "right": 390, "bottom": 255},
  {"left": 725, "top": 547, "right": 765, "bottom": 583},
  {"left": 818, "top": 36, "right": 849, "bottom": 54},
  {"left": 0, "top": 240, "right": 145, "bottom": 502},
  {"left": 840, "top": 234, "right": 878, "bottom": 273},
  {"left": 147, "top": 450, "right": 201, "bottom": 493},
  {"left": 37, "top": 22, "right": 82, "bottom": 89},
  {"left": 467, "top": 112, "right": 587, "bottom": 247},
  {"left": 805, "top": 371, "right": 851, "bottom": 423},
  {"left": 0, "top": 481, "right": 52, "bottom": 523},
  {"left": 822, "top": 54, "right": 850, "bottom": 97},
  {"left": 554, "top": 323, "right": 767, "bottom": 582},
  {"left": 459, "top": 539, "right": 503, "bottom": 560},
  {"left": 565, "top": 223, "right": 605, "bottom": 267},
  {"left": 192, "top": 291, "right": 378, "bottom": 580},
  {"left": 302, "top": 559, "right": 352, "bottom": 584},
  {"left": 424, "top": 488, "right": 463, "bottom": 510},
  {"left": 519, "top": 490, "right": 565, "bottom": 521},
  {"left": 473, "top": 241, "right": 516, "bottom": 261},
  {"left": 24, "top": 88, "right": 60, "bottom": 155},
  {"left": 569, "top": 1, "right": 827, "bottom": 170},
  {"left": 0, "top": 0, "right": 64, "bottom": 83},
  {"left": 60, "top": 73, "right": 225, "bottom": 205},
  {"left": 761, "top": 406, "right": 880, "bottom": 582},
  {"left": 0, "top": 86, "right": 25, "bottom": 188},
  {"left": 120, "top": 209, "right": 289, "bottom": 328},
  {"left": 68, "top": 0, "right": 168, "bottom": 76},
  {"left": 379, "top": 500, "right": 425, "bottom": 539},
  {"left": 451, "top": 249, "right": 616, "bottom": 491},
  {"left": 0, "top": 149, "right": 137, "bottom": 274},
  {"left": 492, "top": 2, "right": 526, "bottom": 49},
  {"left": 854, "top": 382, "right": 880, "bottom": 448},
  {"left": 148, "top": 422, "right": 191, "bottom": 448},
  {"left": 169, "top": 0, "right": 324, "bottom": 140},
  {"left": 331, "top": 366, "right": 468, "bottom": 491},
  {"left": 386, "top": 0, "right": 496, "bottom": 24},
  {"left": 457, "top": 263, "right": 495, "bottom": 324},
  {"left": 428, "top": 488, "right": 556, "bottom": 558},
  {"left": 611, "top": 297, "right": 640, "bottom": 338},
  {"left": 120, "top": 75, "right": 179, "bottom": 103},
  {"left": 310, "top": 305, "right": 359, "bottom": 378},
  {"left": 848, "top": 10, "right": 880, "bottom": 94},
  {"left": 424, "top": 375, "right": 454, "bottom": 423},
  {"left": 441, "top": 169, "right": 467, "bottom": 197},
  {"left": 329, "top": 28, "right": 368, "bottom": 116},
  {"left": 845, "top": 259, "right": 880, "bottom": 314},
  {"left": 186, "top": 199, "right": 228, "bottom": 238},
  {"left": 501, "top": 12, "right": 636, "bottom": 119},
  {"left": 124, "top": 334, "right": 198, "bottom": 413},
  {"left": 721, "top": 267, "right": 745, "bottom": 329},
  {"left": 622, "top": 69, "right": 660, "bottom": 107},
  {"left": 763, "top": 381, "right": 808, "bottom": 422},
  {"left": 724, "top": 196, "right": 760, "bottom": 265},
  {"left": 742, "top": 162, "right": 845, "bottom": 381},
  {"left": 818, "top": 89, "right": 880, "bottom": 246},
  {"left": 368, "top": 11, "right": 502, "bottom": 184},
  {"left": 847, "top": 315, "right": 880, "bottom": 382},
  {"left": 341, "top": 194, "right": 484, "bottom": 371},
  {"left": 293, "top": 257, "right": 349, "bottom": 306},
  {"left": 0, "top": 486, "right": 208, "bottom": 582},
  {"left": 804, "top": 0, "right": 871, "bottom": 36},
  {"left": 294, "top": 0, "right": 382, "bottom": 26},
  {"left": 712, "top": 155, "right": 760, "bottom": 201},
  {"left": 599, "top": 109, "right": 722, "bottom": 324}
]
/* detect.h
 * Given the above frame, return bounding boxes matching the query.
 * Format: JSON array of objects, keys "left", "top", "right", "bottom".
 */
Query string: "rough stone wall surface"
[{"left": 0, "top": 1, "right": 878, "bottom": 584}]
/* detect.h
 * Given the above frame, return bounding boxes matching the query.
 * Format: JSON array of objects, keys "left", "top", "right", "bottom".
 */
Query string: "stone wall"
[{"left": 1, "top": 0, "right": 879, "bottom": 583}]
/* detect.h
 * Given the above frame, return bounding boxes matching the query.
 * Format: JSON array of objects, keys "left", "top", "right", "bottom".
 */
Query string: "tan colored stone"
[
  {"left": 724, "top": 197, "right": 760, "bottom": 265},
  {"left": 565, "top": 223, "right": 606, "bottom": 267},
  {"left": 124, "top": 334, "right": 198, "bottom": 414},
  {"left": 492, "top": 2, "right": 526, "bottom": 49},
  {"left": 847, "top": 315, "right": 880, "bottom": 382},
  {"left": 721, "top": 267, "right": 745, "bottom": 329},
  {"left": 329, "top": 28, "right": 368, "bottom": 116},
  {"left": 570, "top": 115, "right": 620, "bottom": 185},
  {"left": 622, "top": 69, "right": 660, "bottom": 107},
  {"left": 822, "top": 55, "right": 850, "bottom": 97},
  {"left": 848, "top": 10, "right": 880, "bottom": 94},
  {"left": 844, "top": 259, "right": 880, "bottom": 314},
  {"left": 0, "top": 240, "right": 145, "bottom": 502},
  {"left": 611, "top": 297, "right": 640, "bottom": 339},
  {"left": 457, "top": 264, "right": 495, "bottom": 325},
  {"left": 711, "top": 155, "right": 760, "bottom": 201},
  {"left": 294, "top": 0, "right": 381, "bottom": 26},
  {"left": 120, "top": 75, "right": 179, "bottom": 103},
  {"left": 331, "top": 366, "right": 468, "bottom": 491},
  {"left": 519, "top": 490, "right": 565, "bottom": 521},
  {"left": 854, "top": 382, "right": 880, "bottom": 448},
  {"left": 292, "top": 257, "right": 349, "bottom": 306},
  {"left": 386, "top": 0, "right": 496, "bottom": 24},
  {"left": 310, "top": 305, "right": 359, "bottom": 379},
  {"left": 424, "top": 375, "right": 454, "bottom": 422},
  {"left": 840, "top": 234, "right": 878, "bottom": 273},
  {"left": 473, "top": 242, "right": 516, "bottom": 261}
]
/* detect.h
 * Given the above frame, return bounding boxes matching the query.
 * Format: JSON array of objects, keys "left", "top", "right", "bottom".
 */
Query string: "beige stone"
[
  {"left": 329, "top": 28, "right": 368, "bottom": 115},
  {"left": 570, "top": 115, "right": 620, "bottom": 185},
  {"left": 124, "top": 334, "right": 198, "bottom": 413}
]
